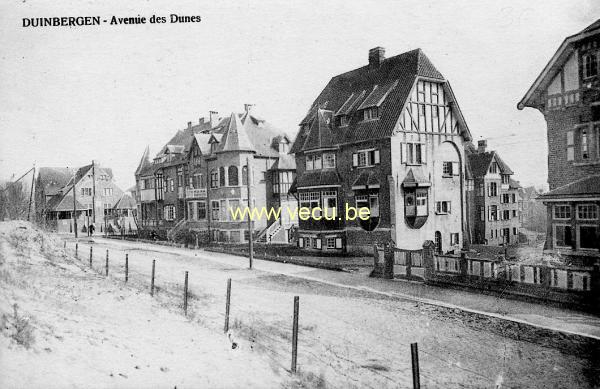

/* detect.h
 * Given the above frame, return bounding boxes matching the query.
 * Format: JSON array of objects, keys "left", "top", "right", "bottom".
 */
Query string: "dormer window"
[
  {"left": 278, "top": 141, "right": 289, "bottom": 154},
  {"left": 489, "top": 162, "right": 498, "bottom": 174},
  {"left": 339, "top": 115, "right": 350, "bottom": 127},
  {"left": 501, "top": 175, "right": 510, "bottom": 184},
  {"left": 363, "top": 107, "right": 379, "bottom": 121},
  {"left": 583, "top": 53, "right": 598, "bottom": 79}
]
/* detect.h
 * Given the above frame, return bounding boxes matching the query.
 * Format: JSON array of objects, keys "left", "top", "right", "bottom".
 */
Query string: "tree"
[{"left": 0, "top": 180, "right": 30, "bottom": 221}]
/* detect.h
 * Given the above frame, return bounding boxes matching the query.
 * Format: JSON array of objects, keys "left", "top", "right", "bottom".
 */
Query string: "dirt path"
[{"left": 82, "top": 237, "right": 599, "bottom": 389}]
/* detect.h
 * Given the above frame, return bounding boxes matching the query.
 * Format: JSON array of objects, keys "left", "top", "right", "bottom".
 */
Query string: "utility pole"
[
  {"left": 72, "top": 170, "right": 78, "bottom": 238},
  {"left": 27, "top": 165, "right": 35, "bottom": 222},
  {"left": 246, "top": 156, "right": 253, "bottom": 269},
  {"left": 92, "top": 160, "right": 96, "bottom": 224}
]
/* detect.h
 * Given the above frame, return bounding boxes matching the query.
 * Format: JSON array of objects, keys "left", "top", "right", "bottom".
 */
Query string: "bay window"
[{"left": 322, "top": 191, "right": 337, "bottom": 218}]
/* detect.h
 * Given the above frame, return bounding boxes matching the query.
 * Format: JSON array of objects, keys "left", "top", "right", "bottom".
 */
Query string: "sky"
[{"left": 1, "top": 0, "right": 599, "bottom": 190}]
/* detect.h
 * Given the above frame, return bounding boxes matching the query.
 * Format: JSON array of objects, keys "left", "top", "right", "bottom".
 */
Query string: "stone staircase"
[{"left": 255, "top": 220, "right": 283, "bottom": 243}]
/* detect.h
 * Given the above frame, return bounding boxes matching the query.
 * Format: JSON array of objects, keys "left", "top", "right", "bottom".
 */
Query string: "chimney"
[
  {"left": 209, "top": 111, "right": 219, "bottom": 128},
  {"left": 477, "top": 140, "right": 487, "bottom": 153},
  {"left": 369, "top": 47, "right": 385, "bottom": 67},
  {"left": 244, "top": 104, "right": 254, "bottom": 113},
  {"left": 187, "top": 121, "right": 192, "bottom": 129}
]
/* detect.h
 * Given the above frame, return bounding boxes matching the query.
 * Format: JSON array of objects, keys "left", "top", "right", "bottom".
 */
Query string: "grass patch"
[{"left": 2, "top": 303, "right": 35, "bottom": 349}]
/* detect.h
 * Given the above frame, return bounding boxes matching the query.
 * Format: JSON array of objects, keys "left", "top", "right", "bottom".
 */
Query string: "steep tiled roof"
[
  {"left": 301, "top": 110, "right": 336, "bottom": 151},
  {"left": 217, "top": 113, "right": 255, "bottom": 153},
  {"left": 291, "top": 48, "right": 456, "bottom": 153},
  {"left": 47, "top": 193, "right": 86, "bottom": 212},
  {"left": 113, "top": 193, "right": 136, "bottom": 209},
  {"left": 37, "top": 167, "right": 75, "bottom": 196},
  {"left": 467, "top": 151, "right": 514, "bottom": 178},
  {"left": 402, "top": 168, "right": 431, "bottom": 188},
  {"left": 467, "top": 152, "right": 495, "bottom": 178},
  {"left": 540, "top": 175, "right": 600, "bottom": 199},
  {"left": 65, "top": 164, "right": 113, "bottom": 187},
  {"left": 135, "top": 146, "right": 152, "bottom": 176},
  {"left": 193, "top": 133, "right": 212, "bottom": 155},
  {"left": 296, "top": 170, "right": 342, "bottom": 189},
  {"left": 270, "top": 154, "right": 296, "bottom": 170}
]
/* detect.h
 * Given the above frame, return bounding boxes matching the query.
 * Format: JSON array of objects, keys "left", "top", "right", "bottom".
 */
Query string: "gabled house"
[
  {"left": 135, "top": 106, "right": 297, "bottom": 243},
  {"left": 290, "top": 47, "right": 472, "bottom": 254},
  {"left": 35, "top": 163, "right": 124, "bottom": 233},
  {"left": 518, "top": 19, "right": 600, "bottom": 262},
  {"left": 466, "top": 140, "right": 522, "bottom": 246}
]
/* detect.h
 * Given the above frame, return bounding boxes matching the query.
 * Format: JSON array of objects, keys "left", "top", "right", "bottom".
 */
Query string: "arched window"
[
  {"left": 242, "top": 165, "right": 248, "bottom": 186},
  {"left": 435, "top": 231, "right": 442, "bottom": 254},
  {"left": 219, "top": 167, "right": 226, "bottom": 187},
  {"left": 228, "top": 166, "right": 239, "bottom": 186},
  {"left": 584, "top": 54, "right": 598, "bottom": 78}
]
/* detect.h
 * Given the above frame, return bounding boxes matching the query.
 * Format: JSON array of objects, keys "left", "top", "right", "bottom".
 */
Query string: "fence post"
[
  {"left": 183, "top": 271, "right": 189, "bottom": 316},
  {"left": 150, "top": 260, "right": 156, "bottom": 296},
  {"left": 291, "top": 295, "right": 299, "bottom": 373},
  {"left": 411, "top": 342, "right": 420, "bottom": 389},
  {"left": 105, "top": 250, "right": 109, "bottom": 276},
  {"left": 125, "top": 254, "right": 129, "bottom": 282},
  {"left": 64, "top": 241, "right": 66, "bottom": 249},
  {"left": 224, "top": 278, "right": 231, "bottom": 333},
  {"left": 89, "top": 246, "right": 93, "bottom": 268},
  {"left": 75, "top": 243, "right": 78, "bottom": 258}
]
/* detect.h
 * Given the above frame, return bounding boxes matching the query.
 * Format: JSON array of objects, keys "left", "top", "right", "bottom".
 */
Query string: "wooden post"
[
  {"left": 246, "top": 156, "right": 253, "bottom": 269},
  {"left": 75, "top": 243, "right": 78, "bottom": 258},
  {"left": 89, "top": 246, "right": 93, "bottom": 268},
  {"left": 224, "top": 278, "right": 231, "bottom": 333},
  {"left": 411, "top": 342, "right": 420, "bottom": 389},
  {"left": 150, "top": 260, "right": 156, "bottom": 296},
  {"left": 125, "top": 254, "right": 129, "bottom": 282},
  {"left": 105, "top": 250, "right": 109, "bottom": 276},
  {"left": 64, "top": 241, "right": 66, "bottom": 249},
  {"left": 291, "top": 296, "right": 299, "bottom": 373},
  {"left": 183, "top": 271, "right": 189, "bottom": 315}
]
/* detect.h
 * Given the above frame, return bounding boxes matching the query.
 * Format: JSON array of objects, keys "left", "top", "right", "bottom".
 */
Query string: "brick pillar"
[
  {"left": 384, "top": 243, "right": 394, "bottom": 279},
  {"left": 459, "top": 252, "right": 468, "bottom": 281},
  {"left": 422, "top": 240, "right": 435, "bottom": 281}
]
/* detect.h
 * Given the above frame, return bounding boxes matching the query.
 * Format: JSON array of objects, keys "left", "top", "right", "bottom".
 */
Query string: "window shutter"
[
  {"left": 374, "top": 150, "right": 380, "bottom": 164},
  {"left": 401, "top": 143, "right": 407, "bottom": 163},
  {"left": 298, "top": 237, "right": 304, "bottom": 248},
  {"left": 335, "top": 238, "right": 342, "bottom": 249},
  {"left": 352, "top": 153, "right": 358, "bottom": 167},
  {"left": 448, "top": 202, "right": 451, "bottom": 214},
  {"left": 316, "top": 238, "right": 322, "bottom": 249},
  {"left": 421, "top": 143, "right": 427, "bottom": 163},
  {"left": 488, "top": 206, "right": 491, "bottom": 221},
  {"left": 452, "top": 162, "right": 459, "bottom": 176}
]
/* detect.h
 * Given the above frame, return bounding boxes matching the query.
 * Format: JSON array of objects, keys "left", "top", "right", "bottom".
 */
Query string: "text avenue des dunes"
[{"left": 22, "top": 14, "right": 201, "bottom": 28}]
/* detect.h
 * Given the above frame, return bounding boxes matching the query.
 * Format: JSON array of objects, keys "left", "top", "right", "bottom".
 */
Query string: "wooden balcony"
[{"left": 185, "top": 188, "right": 207, "bottom": 198}]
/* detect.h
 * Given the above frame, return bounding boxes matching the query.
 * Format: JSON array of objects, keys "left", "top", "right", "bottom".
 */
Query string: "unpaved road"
[{"left": 77, "top": 237, "right": 599, "bottom": 389}]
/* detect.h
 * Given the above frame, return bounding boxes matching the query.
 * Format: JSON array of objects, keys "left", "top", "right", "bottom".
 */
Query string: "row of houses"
[
  {"left": 134, "top": 106, "right": 297, "bottom": 244},
  {"left": 134, "top": 47, "right": 524, "bottom": 256}
]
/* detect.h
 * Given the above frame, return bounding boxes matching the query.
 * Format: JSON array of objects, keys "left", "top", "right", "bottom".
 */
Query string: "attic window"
[
  {"left": 583, "top": 53, "right": 598, "bottom": 78},
  {"left": 363, "top": 107, "right": 379, "bottom": 121},
  {"left": 339, "top": 115, "right": 350, "bottom": 127},
  {"left": 489, "top": 162, "right": 498, "bottom": 174}
]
